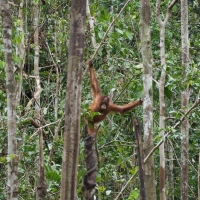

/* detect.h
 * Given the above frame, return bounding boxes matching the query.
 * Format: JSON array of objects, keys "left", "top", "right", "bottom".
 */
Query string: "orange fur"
[{"left": 86, "top": 60, "right": 143, "bottom": 135}]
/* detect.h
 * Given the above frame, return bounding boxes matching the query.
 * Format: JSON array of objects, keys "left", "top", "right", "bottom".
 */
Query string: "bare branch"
[
  {"left": 156, "top": 0, "right": 162, "bottom": 26},
  {"left": 30, "top": 119, "right": 61, "bottom": 139},
  {"left": 165, "top": 0, "right": 178, "bottom": 24},
  {"left": 25, "top": 87, "right": 43, "bottom": 109},
  {"left": 156, "top": 0, "right": 178, "bottom": 27}
]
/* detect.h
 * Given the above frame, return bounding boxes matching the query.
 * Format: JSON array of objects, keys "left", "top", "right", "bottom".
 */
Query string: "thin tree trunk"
[
  {"left": 47, "top": 21, "right": 61, "bottom": 161},
  {"left": 86, "top": 0, "right": 97, "bottom": 48},
  {"left": 15, "top": 0, "right": 26, "bottom": 106},
  {"left": 180, "top": 0, "right": 189, "bottom": 198},
  {"left": 167, "top": 140, "right": 174, "bottom": 200},
  {"left": 1, "top": 0, "right": 18, "bottom": 199},
  {"left": 134, "top": 119, "right": 146, "bottom": 200},
  {"left": 139, "top": 0, "right": 157, "bottom": 199},
  {"left": 54, "top": 21, "right": 60, "bottom": 139},
  {"left": 60, "top": 0, "right": 86, "bottom": 199},
  {"left": 158, "top": 27, "right": 167, "bottom": 200},
  {"left": 156, "top": 1, "right": 177, "bottom": 199},
  {"left": 38, "top": 128, "right": 46, "bottom": 199},
  {"left": 33, "top": 2, "right": 46, "bottom": 199},
  {"left": 181, "top": 92, "right": 189, "bottom": 200},
  {"left": 33, "top": 1, "right": 40, "bottom": 114}
]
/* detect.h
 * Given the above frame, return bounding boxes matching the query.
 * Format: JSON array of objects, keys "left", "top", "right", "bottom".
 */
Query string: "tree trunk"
[
  {"left": 134, "top": 119, "right": 146, "bottom": 200},
  {"left": 33, "top": 0, "right": 41, "bottom": 115},
  {"left": 180, "top": 0, "right": 189, "bottom": 198},
  {"left": 38, "top": 128, "right": 47, "bottom": 199},
  {"left": 15, "top": 0, "right": 26, "bottom": 106},
  {"left": 158, "top": 26, "right": 167, "bottom": 200},
  {"left": 33, "top": 2, "right": 46, "bottom": 199},
  {"left": 82, "top": 125, "right": 97, "bottom": 200},
  {"left": 180, "top": 92, "right": 189, "bottom": 200},
  {"left": 167, "top": 140, "right": 174, "bottom": 200},
  {"left": 1, "top": 0, "right": 18, "bottom": 199},
  {"left": 86, "top": 0, "right": 97, "bottom": 48},
  {"left": 139, "top": 0, "right": 157, "bottom": 199},
  {"left": 48, "top": 20, "right": 61, "bottom": 162},
  {"left": 198, "top": 150, "right": 200, "bottom": 200},
  {"left": 60, "top": 0, "right": 86, "bottom": 199},
  {"left": 156, "top": 1, "right": 178, "bottom": 199}
]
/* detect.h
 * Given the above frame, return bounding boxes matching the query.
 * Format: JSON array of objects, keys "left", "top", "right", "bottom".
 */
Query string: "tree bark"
[
  {"left": 38, "top": 128, "right": 47, "bottom": 199},
  {"left": 134, "top": 119, "right": 146, "bottom": 200},
  {"left": 60, "top": 0, "right": 86, "bottom": 199},
  {"left": 167, "top": 140, "right": 174, "bottom": 200},
  {"left": 181, "top": 92, "right": 189, "bottom": 200},
  {"left": 1, "top": 0, "right": 18, "bottom": 199},
  {"left": 156, "top": 1, "right": 178, "bottom": 199},
  {"left": 82, "top": 125, "right": 97, "bottom": 200},
  {"left": 15, "top": 0, "right": 26, "bottom": 106},
  {"left": 86, "top": 0, "right": 97, "bottom": 48},
  {"left": 33, "top": 1, "right": 41, "bottom": 114},
  {"left": 33, "top": 2, "right": 46, "bottom": 199},
  {"left": 139, "top": 0, "right": 157, "bottom": 199},
  {"left": 180, "top": 0, "right": 189, "bottom": 198}
]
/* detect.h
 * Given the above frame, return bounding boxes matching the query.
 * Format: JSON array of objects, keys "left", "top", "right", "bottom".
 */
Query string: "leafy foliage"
[{"left": 0, "top": 0, "right": 200, "bottom": 199}]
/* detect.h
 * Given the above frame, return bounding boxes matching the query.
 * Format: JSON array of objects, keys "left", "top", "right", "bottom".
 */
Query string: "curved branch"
[
  {"left": 156, "top": 0, "right": 178, "bottom": 27},
  {"left": 156, "top": 0, "right": 162, "bottom": 26},
  {"left": 165, "top": 0, "right": 178, "bottom": 25}
]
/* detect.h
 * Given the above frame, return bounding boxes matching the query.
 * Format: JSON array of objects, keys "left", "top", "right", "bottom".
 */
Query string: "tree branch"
[
  {"left": 114, "top": 168, "right": 138, "bottom": 200},
  {"left": 156, "top": 0, "right": 178, "bottom": 27},
  {"left": 82, "top": 0, "right": 131, "bottom": 78},
  {"left": 165, "top": 0, "right": 178, "bottom": 25},
  {"left": 144, "top": 98, "right": 200, "bottom": 163}
]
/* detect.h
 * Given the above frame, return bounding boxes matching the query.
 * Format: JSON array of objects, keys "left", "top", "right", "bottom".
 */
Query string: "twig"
[
  {"left": 30, "top": 119, "right": 61, "bottom": 139},
  {"left": 98, "top": 140, "right": 134, "bottom": 150},
  {"left": 25, "top": 87, "right": 42, "bottom": 109}
]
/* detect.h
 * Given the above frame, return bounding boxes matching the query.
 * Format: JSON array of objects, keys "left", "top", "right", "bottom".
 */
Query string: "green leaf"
[
  {"left": 45, "top": 165, "right": 61, "bottom": 182},
  {"left": 115, "top": 28, "right": 123, "bottom": 35},
  {"left": 164, "top": 86, "right": 172, "bottom": 99},
  {"left": 98, "top": 31, "right": 104, "bottom": 39},
  {"left": 128, "top": 188, "right": 140, "bottom": 200},
  {"left": 123, "top": 31, "right": 133, "bottom": 40}
]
